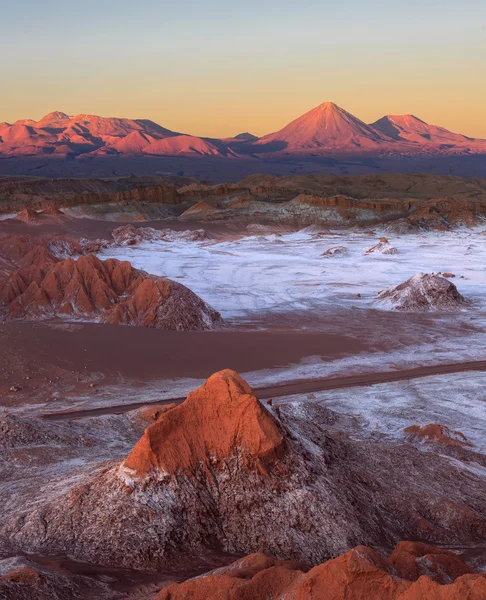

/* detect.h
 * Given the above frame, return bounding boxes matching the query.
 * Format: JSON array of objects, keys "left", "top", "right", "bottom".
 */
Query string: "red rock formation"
[
  {"left": 156, "top": 543, "right": 485, "bottom": 599},
  {"left": 123, "top": 369, "right": 284, "bottom": 478},
  {"left": 404, "top": 424, "right": 472, "bottom": 449},
  {"left": 15, "top": 208, "right": 39, "bottom": 222},
  {"left": 136, "top": 403, "right": 177, "bottom": 423},
  {"left": 0, "top": 234, "right": 82, "bottom": 268},
  {"left": 0, "top": 254, "right": 222, "bottom": 330},
  {"left": 385, "top": 541, "right": 475, "bottom": 584}
]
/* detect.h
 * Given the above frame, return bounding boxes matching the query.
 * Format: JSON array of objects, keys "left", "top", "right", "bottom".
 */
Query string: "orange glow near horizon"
[
  {"left": 3, "top": 66, "right": 486, "bottom": 140},
  {"left": 1, "top": 1, "right": 485, "bottom": 139}
]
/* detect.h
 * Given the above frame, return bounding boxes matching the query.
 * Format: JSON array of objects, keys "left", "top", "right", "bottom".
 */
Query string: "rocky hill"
[
  {"left": 5, "top": 370, "right": 486, "bottom": 572},
  {"left": 0, "top": 253, "right": 222, "bottom": 329}
]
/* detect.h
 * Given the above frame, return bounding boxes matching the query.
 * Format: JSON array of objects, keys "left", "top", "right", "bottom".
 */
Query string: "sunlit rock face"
[
  {"left": 0, "top": 253, "right": 222, "bottom": 330},
  {"left": 155, "top": 544, "right": 486, "bottom": 600},
  {"left": 4, "top": 370, "right": 486, "bottom": 572}
]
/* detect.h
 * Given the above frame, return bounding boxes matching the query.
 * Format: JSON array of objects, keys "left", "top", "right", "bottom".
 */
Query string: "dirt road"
[{"left": 42, "top": 359, "right": 486, "bottom": 420}]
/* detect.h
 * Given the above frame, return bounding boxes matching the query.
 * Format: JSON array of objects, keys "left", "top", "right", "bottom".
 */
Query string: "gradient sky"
[{"left": 1, "top": 0, "right": 485, "bottom": 138}]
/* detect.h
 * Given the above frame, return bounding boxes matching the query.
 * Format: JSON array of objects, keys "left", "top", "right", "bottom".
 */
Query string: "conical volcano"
[{"left": 256, "top": 101, "right": 391, "bottom": 153}]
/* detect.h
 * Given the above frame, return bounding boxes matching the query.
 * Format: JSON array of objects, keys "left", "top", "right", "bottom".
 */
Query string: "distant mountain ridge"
[{"left": 1, "top": 103, "right": 485, "bottom": 159}]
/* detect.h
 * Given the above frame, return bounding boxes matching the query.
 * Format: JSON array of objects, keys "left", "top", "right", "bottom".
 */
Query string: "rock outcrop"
[
  {"left": 321, "top": 245, "right": 348, "bottom": 257},
  {"left": 378, "top": 273, "right": 468, "bottom": 311},
  {"left": 365, "top": 236, "right": 399, "bottom": 255},
  {"left": 404, "top": 424, "right": 472, "bottom": 449},
  {"left": 0, "top": 254, "right": 222, "bottom": 330},
  {"left": 94, "top": 224, "right": 211, "bottom": 249},
  {"left": 156, "top": 544, "right": 485, "bottom": 600},
  {"left": 122, "top": 370, "right": 284, "bottom": 479},
  {"left": 5, "top": 371, "right": 486, "bottom": 572},
  {"left": 0, "top": 234, "right": 82, "bottom": 269},
  {"left": 15, "top": 208, "right": 39, "bottom": 222}
]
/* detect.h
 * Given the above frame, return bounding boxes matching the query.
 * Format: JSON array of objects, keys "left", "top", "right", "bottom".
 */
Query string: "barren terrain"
[{"left": 0, "top": 172, "right": 485, "bottom": 599}]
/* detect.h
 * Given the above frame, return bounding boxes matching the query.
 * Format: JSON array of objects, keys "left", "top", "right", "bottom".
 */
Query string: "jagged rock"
[
  {"left": 0, "top": 254, "right": 222, "bottom": 330},
  {"left": 365, "top": 236, "right": 399, "bottom": 255},
  {"left": 81, "top": 226, "right": 210, "bottom": 252},
  {"left": 122, "top": 370, "right": 284, "bottom": 479},
  {"left": 0, "top": 234, "right": 82, "bottom": 269},
  {"left": 0, "top": 412, "right": 88, "bottom": 448},
  {"left": 321, "top": 246, "right": 348, "bottom": 257},
  {"left": 404, "top": 424, "right": 472, "bottom": 449},
  {"left": 5, "top": 371, "right": 486, "bottom": 571},
  {"left": 378, "top": 273, "right": 468, "bottom": 311},
  {"left": 156, "top": 543, "right": 485, "bottom": 599},
  {"left": 110, "top": 224, "right": 210, "bottom": 246}
]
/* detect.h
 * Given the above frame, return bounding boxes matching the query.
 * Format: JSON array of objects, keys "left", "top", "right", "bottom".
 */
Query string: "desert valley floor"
[{"left": 0, "top": 173, "right": 486, "bottom": 599}]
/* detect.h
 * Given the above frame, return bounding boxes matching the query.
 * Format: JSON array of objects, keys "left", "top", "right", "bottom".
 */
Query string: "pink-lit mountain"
[
  {"left": 1, "top": 103, "right": 485, "bottom": 159},
  {"left": 0, "top": 112, "right": 233, "bottom": 158},
  {"left": 255, "top": 102, "right": 486, "bottom": 155},
  {"left": 256, "top": 102, "right": 390, "bottom": 152},
  {"left": 371, "top": 114, "right": 476, "bottom": 150}
]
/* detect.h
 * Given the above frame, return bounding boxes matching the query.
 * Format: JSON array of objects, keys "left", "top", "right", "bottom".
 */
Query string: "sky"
[{"left": 1, "top": 0, "right": 485, "bottom": 138}]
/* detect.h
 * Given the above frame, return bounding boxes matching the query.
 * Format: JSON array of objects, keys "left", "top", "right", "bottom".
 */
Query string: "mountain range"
[{"left": 1, "top": 102, "right": 485, "bottom": 159}]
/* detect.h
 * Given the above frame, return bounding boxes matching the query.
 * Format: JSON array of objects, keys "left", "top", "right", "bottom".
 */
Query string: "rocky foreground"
[
  {"left": 1, "top": 370, "right": 485, "bottom": 599},
  {"left": 157, "top": 545, "right": 486, "bottom": 599}
]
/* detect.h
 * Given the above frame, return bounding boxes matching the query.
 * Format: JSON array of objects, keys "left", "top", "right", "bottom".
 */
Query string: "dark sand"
[{"left": 0, "top": 321, "right": 363, "bottom": 384}]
